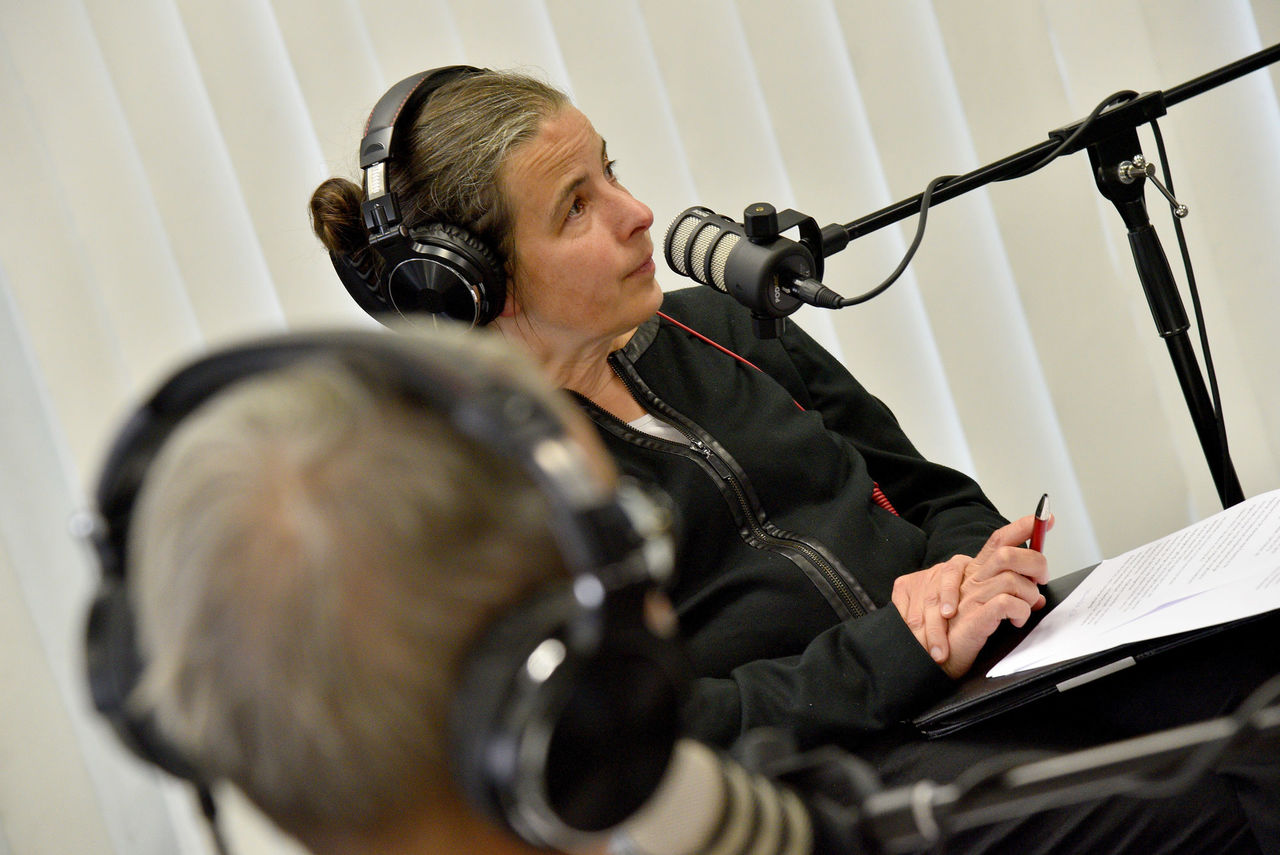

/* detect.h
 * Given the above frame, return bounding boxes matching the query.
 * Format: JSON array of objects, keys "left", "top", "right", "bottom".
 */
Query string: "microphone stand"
[
  {"left": 740, "top": 678, "right": 1280, "bottom": 854},
  {"left": 854, "top": 692, "right": 1280, "bottom": 854},
  {"left": 825, "top": 44, "right": 1280, "bottom": 509}
]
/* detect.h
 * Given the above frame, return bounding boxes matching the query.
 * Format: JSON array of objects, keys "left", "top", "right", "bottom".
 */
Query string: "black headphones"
[
  {"left": 332, "top": 66, "right": 510, "bottom": 328},
  {"left": 81, "top": 329, "right": 688, "bottom": 850}
]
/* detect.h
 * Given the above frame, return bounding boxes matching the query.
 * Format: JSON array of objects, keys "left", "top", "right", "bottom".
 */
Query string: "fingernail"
[
  {"left": 941, "top": 604, "right": 954, "bottom": 617},
  {"left": 931, "top": 647, "right": 944, "bottom": 662}
]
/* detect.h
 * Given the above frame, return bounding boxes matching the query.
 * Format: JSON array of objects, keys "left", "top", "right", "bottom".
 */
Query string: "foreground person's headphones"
[
  {"left": 81, "top": 329, "right": 687, "bottom": 850},
  {"left": 331, "top": 66, "right": 510, "bottom": 328}
]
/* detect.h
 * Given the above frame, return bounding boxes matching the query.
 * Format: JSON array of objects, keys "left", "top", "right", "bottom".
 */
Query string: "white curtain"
[{"left": 1, "top": 1, "right": 1277, "bottom": 852}]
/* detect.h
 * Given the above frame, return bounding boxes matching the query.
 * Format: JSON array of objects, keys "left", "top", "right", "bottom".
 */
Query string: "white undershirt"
[{"left": 628, "top": 412, "right": 686, "bottom": 443}]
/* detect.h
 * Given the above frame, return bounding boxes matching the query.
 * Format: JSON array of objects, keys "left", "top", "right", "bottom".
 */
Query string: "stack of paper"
[{"left": 989, "top": 488, "right": 1280, "bottom": 677}]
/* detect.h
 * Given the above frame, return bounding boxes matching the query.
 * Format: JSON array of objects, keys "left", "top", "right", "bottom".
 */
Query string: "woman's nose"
[{"left": 611, "top": 183, "right": 654, "bottom": 237}]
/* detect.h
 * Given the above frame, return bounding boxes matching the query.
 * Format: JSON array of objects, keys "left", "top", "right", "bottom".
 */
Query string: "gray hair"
[{"left": 128, "top": 329, "right": 572, "bottom": 834}]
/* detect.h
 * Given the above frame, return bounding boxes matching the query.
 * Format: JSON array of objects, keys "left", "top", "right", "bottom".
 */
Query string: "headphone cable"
[
  {"left": 196, "top": 783, "right": 233, "bottom": 855},
  {"left": 836, "top": 89, "right": 1141, "bottom": 308},
  {"left": 1148, "top": 116, "right": 1232, "bottom": 483}
]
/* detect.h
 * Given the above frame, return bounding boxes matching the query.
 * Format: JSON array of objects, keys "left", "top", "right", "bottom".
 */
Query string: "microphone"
[
  {"left": 663, "top": 206, "right": 848, "bottom": 336},
  {"left": 610, "top": 739, "right": 812, "bottom": 855},
  {"left": 609, "top": 737, "right": 875, "bottom": 855}
]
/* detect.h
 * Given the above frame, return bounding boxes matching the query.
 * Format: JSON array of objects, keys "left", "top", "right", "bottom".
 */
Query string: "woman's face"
[{"left": 498, "top": 106, "right": 661, "bottom": 356}]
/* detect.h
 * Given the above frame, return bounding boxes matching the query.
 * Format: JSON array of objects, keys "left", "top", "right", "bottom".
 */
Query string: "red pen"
[{"left": 1029, "top": 493, "right": 1050, "bottom": 552}]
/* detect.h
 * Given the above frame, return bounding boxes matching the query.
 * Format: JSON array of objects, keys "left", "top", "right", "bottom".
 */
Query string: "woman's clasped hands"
[{"left": 892, "top": 514, "right": 1053, "bottom": 679}]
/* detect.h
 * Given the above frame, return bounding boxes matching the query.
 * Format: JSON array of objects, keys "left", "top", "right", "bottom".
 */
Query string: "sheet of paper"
[{"left": 988, "top": 488, "right": 1280, "bottom": 677}]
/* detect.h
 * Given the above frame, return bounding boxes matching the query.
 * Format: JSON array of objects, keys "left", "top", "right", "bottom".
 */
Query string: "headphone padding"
[{"left": 413, "top": 222, "right": 507, "bottom": 321}]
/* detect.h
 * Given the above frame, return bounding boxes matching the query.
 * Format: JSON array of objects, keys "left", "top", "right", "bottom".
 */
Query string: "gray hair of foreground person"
[{"left": 125, "top": 329, "right": 577, "bottom": 840}]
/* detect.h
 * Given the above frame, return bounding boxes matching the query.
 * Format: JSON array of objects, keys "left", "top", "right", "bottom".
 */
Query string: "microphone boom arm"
[
  {"left": 835, "top": 43, "right": 1280, "bottom": 242},
  {"left": 815, "top": 43, "right": 1280, "bottom": 509}
]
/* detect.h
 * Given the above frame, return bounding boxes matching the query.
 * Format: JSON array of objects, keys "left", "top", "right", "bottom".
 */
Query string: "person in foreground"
[
  {"left": 82, "top": 327, "right": 695, "bottom": 855},
  {"left": 310, "top": 66, "right": 1280, "bottom": 852}
]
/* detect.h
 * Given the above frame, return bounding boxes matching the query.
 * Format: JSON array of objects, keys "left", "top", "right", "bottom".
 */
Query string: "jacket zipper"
[{"left": 605, "top": 360, "right": 869, "bottom": 620}]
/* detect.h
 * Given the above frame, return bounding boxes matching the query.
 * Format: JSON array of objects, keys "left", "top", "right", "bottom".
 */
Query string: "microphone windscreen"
[{"left": 663, "top": 207, "right": 742, "bottom": 292}]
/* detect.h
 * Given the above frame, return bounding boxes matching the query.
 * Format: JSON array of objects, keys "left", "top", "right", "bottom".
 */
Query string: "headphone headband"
[
  {"left": 360, "top": 66, "right": 482, "bottom": 166},
  {"left": 360, "top": 65, "right": 483, "bottom": 236}
]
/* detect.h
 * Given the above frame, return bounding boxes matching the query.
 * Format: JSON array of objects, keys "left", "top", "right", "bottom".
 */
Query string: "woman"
[
  {"left": 311, "top": 64, "right": 1045, "bottom": 743},
  {"left": 310, "top": 68, "right": 1278, "bottom": 854}
]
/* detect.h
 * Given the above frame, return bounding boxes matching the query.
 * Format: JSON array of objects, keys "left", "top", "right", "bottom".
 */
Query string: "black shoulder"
[{"left": 657, "top": 286, "right": 754, "bottom": 341}]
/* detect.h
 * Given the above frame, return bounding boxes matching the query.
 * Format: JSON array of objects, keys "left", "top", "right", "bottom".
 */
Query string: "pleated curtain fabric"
[{"left": 1, "top": 1, "right": 1277, "bottom": 851}]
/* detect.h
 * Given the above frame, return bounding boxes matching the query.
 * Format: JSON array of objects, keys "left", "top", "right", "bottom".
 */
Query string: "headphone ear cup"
[
  {"left": 449, "top": 586, "right": 684, "bottom": 843},
  {"left": 330, "top": 248, "right": 397, "bottom": 322},
  {"left": 84, "top": 580, "right": 203, "bottom": 782},
  {"left": 540, "top": 626, "right": 685, "bottom": 831},
  {"left": 384, "top": 223, "right": 507, "bottom": 327}
]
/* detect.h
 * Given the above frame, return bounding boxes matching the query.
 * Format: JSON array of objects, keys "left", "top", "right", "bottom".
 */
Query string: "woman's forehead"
[{"left": 500, "top": 107, "right": 603, "bottom": 207}]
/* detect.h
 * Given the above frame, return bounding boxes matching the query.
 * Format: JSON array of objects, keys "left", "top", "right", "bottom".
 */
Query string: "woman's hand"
[{"left": 891, "top": 514, "right": 1051, "bottom": 678}]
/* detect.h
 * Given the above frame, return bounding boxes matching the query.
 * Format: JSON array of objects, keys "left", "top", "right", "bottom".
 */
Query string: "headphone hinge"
[{"left": 362, "top": 197, "right": 403, "bottom": 244}]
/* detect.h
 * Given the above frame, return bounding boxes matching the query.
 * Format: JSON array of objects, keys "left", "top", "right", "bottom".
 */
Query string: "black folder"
[{"left": 911, "top": 565, "right": 1257, "bottom": 739}]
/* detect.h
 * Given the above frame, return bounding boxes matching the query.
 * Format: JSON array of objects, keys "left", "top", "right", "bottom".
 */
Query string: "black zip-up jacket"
[{"left": 579, "top": 287, "right": 1009, "bottom": 750}]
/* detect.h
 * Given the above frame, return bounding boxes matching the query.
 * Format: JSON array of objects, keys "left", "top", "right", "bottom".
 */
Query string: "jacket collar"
[{"left": 617, "top": 313, "right": 660, "bottom": 361}]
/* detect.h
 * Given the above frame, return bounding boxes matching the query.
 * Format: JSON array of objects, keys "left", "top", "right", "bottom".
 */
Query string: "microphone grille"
[
  {"left": 664, "top": 207, "right": 739, "bottom": 293},
  {"left": 705, "top": 231, "right": 738, "bottom": 292},
  {"left": 663, "top": 208, "right": 705, "bottom": 276}
]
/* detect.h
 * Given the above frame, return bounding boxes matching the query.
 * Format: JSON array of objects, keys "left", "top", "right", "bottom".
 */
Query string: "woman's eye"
[{"left": 605, "top": 159, "right": 618, "bottom": 180}]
